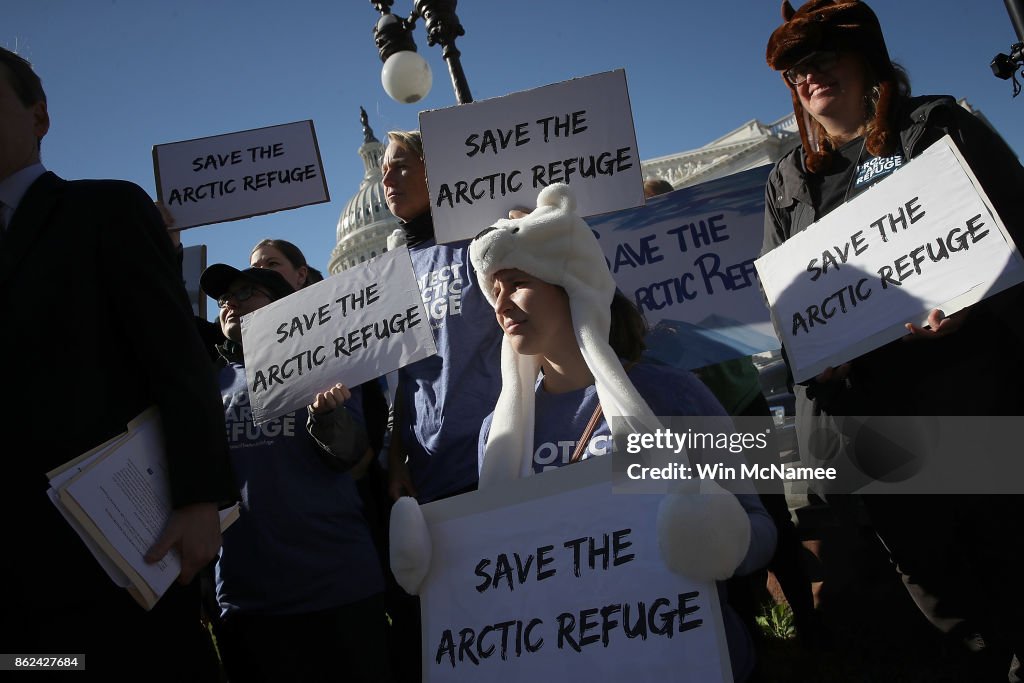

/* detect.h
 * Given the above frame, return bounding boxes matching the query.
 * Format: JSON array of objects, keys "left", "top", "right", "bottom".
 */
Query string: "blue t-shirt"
[
  {"left": 478, "top": 362, "right": 775, "bottom": 681},
  {"left": 479, "top": 364, "right": 738, "bottom": 473},
  {"left": 398, "top": 238, "right": 503, "bottom": 502},
  {"left": 216, "top": 362, "right": 384, "bottom": 616}
]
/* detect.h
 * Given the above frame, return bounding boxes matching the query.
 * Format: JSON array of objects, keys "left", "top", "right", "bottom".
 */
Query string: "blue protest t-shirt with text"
[
  {"left": 478, "top": 363, "right": 728, "bottom": 474},
  {"left": 398, "top": 238, "right": 503, "bottom": 503},
  {"left": 216, "top": 362, "right": 384, "bottom": 616}
]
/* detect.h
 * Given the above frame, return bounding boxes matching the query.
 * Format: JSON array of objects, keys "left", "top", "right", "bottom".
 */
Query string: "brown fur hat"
[{"left": 766, "top": 0, "right": 897, "bottom": 173}]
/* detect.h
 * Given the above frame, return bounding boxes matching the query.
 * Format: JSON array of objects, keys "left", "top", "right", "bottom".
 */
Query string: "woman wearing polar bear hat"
[
  {"left": 388, "top": 183, "right": 776, "bottom": 682},
  {"left": 473, "top": 182, "right": 776, "bottom": 681}
]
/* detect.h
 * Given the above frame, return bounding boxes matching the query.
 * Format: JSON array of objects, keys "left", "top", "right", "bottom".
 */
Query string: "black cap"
[{"left": 200, "top": 265, "right": 295, "bottom": 303}]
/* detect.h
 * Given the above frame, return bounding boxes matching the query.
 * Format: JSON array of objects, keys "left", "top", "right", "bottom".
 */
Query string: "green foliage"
[{"left": 755, "top": 602, "right": 797, "bottom": 641}]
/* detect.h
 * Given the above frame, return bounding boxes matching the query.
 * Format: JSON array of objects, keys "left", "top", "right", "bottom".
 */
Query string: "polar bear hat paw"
[
  {"left": 389, "top": 496, "right": 432, "bottom": 595},
  {"left": 656, "top": 480, "right": 751, "bottom": 582}
]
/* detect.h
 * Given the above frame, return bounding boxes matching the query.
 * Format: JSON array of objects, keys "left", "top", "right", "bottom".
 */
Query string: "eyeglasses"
[
  {"left": 216, "top": 285, "right": 271, "bottom": 309},
  {"left": 784, "top": 51, "right": 839, "bottom": 85}
]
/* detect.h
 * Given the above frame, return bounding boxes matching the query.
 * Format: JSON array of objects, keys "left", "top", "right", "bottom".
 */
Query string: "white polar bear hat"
[
  {"left": 464, "top": 183, "right": 753, "bottom": 584},
  {"left": 469, "top": 183, "right": 669, "bottom": 485}
]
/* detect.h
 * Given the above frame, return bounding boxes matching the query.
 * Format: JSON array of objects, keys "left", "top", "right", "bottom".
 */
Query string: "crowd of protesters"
[{"left": 3, "top": 1, "right": 1023, "bottom": 680}]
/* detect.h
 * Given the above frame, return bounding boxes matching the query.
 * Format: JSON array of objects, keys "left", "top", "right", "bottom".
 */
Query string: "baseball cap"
[{"left": 200, "top": 264, "right": 295, "bottom": 303}]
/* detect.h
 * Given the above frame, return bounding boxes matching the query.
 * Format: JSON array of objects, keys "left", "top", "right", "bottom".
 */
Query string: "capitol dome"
[{"left": 329, "top": 108, "right": 400, "bottom": 274}]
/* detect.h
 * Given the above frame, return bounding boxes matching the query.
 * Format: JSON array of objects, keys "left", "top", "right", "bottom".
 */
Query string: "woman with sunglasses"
[
  {"left": 247, "top": 236, "right": 391, "bottom": 603},
  {"left": 763, "top": 1, "right": 1024, "bottom": 678},
  {"left": 199, "top": 263, "right": 393, "bottom": 682}
]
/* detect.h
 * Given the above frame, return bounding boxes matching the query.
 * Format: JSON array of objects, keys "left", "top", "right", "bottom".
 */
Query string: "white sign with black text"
[
  {"left": 417, "top": 457, "right": 731, "bottom": 682},
  {"left": 241, "top": 247, "right": 436, "bottom": 425},
  {"left": 153, "top": 120, "right": 329, "bottom": 229},
  {"left": 755, "top": 135, "right": 1024, "bottom": 382},
  {"left": 420, "top": 70, "right": 643, "bottom": 243}
]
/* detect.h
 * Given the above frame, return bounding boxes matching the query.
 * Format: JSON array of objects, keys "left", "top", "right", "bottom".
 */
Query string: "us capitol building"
[{"left": 328, "top": 101, "right": 989, "bottom": 274}]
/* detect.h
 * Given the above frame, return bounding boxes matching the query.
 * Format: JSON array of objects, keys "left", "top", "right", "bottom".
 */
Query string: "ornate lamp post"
[{"left": 370, "top": 0, "right": 473, "bottom": 105}]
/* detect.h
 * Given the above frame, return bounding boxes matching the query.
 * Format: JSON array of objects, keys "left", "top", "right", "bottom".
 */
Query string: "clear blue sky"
[{"left": 8, "top": 0, "right": 1022, "bottom": 313}]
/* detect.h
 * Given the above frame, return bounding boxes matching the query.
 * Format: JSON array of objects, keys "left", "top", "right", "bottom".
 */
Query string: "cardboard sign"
[
  {"left": 153, "top": 120, "right": 329, "bottom": 229},
  {"left": 181, "top": 244, "right": 207, "bottom": 318},
  {"left": 589, "top": 166, "right": 779, "bottom": 369},
  {"left": 241, "top": 247, "right": 437, "bottom": 425},
  {"left": 418, "top": 457, "right": 731, "bottom": 682},
  {"left": 420, "top": 70, "right": 643, "bottom": 243},
  {"left": 755, "top": 136, "right": 1024, "bottom": 382}
]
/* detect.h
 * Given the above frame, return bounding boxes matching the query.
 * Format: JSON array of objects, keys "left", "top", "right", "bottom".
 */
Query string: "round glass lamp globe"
[{"left": 382, "top": 51, "right": 433, "bottom": 104}]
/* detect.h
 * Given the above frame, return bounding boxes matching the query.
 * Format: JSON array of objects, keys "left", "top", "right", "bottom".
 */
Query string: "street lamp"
[{"left": 370, "top": 0, "right": 473, "bottom": 105}]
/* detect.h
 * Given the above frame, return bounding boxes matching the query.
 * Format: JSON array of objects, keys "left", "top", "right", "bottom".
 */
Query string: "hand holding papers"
[{"left": 47, "top": 409, "right": 238, "bottom": 611}]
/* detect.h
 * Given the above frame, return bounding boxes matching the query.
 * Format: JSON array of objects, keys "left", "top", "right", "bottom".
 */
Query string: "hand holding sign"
[
  {"left": 815, "top": 363, "right": 851, "bottom": 383},
  {"left": 240, "top": 247, "right": 437, "bottom": 425},
  {"left": 755, "top": 136, "right": 1024, "bottom": 383},
  {"left": 903, "top": 307, "right": 967, "bottom": 340},
  {"left": 310, "top": 383, "right": 353, "bottom": 414}
]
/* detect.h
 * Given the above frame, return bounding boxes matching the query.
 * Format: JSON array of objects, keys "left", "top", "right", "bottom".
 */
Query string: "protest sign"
[
  {"left": 240, "top": 247, "right": 437, "bottom": 425},
  {"left": 588, "top": 166, "right": 779, "bottom": 370},
  {"left": 417, "top": 457, "right": 731, "bottom": 682},
  {"left": 181, "top": 244, "right": 207, "bottom": 318},
  {"left": 153, "top": 120, "right": 329, "bottom": 229},
  {"left": 420, "top": 70, "right": 643, "bottom": 243},
  {"left": 755, "top": 135, "right": 1024, "bottom": 383}
]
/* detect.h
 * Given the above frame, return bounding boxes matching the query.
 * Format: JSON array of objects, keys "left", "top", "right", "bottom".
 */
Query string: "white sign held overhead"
[
  {"left": 417, "top": 457, "right": 731, "bottom": 683},
  {"left": 152, "top": 120, "right": 330, "bottom": 229},
  {"left": 420, "top": 70, "right": 644, "bottom": 243},
  {"left": 755, "top": 135, "right": 1024, "bottom": 383},
  {"left": 241, "top": 247, "right": 437, "bottom": 425}
]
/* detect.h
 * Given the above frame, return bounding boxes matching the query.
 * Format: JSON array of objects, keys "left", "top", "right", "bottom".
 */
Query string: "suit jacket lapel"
[{"left": 0, "top": 172, "right": 63, "bottom": 288}]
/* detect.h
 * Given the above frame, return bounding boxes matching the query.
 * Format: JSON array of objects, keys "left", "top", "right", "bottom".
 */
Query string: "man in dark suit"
[{"left": 0, "top": 47, "right": 236, "bottom": 679}]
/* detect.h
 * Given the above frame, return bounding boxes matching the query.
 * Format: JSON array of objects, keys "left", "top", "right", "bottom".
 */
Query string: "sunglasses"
[
  {"left": 217, "top": 285, "right": 271, "bottom": 309},
  {"left": 784, "top": 50, "right": 839, "bottom": 85}
]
